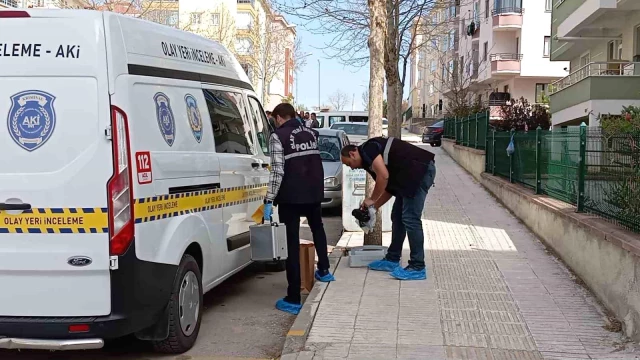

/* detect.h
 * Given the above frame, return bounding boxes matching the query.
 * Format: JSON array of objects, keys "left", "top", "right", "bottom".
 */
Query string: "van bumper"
[
  {"left": 0, "top": 337, "right": 104, "bottom": 351},
  {"left": 0, "top": 242, "right": 178, "bottom": 343}
]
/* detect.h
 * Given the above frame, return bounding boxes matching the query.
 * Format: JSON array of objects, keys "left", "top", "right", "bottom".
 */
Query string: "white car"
[
  {"left": 0, "top": 9, "right": 273, "bottom": 354},
  {"left": 330, "top": 122, "right": 369, "bottom": 145}
]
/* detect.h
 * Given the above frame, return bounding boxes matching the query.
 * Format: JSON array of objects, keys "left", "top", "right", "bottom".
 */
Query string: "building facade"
[
  {"left": 549, "top": 0, "right": 640, "bottom": 127},
  {"left": 264, "top": 14, "right": 295, "bottom": 111},
  {"left": 411, "top": 0, "right": 568, "bottom": 120}
]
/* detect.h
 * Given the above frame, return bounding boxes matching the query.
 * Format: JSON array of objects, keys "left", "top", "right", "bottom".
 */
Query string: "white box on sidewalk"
[
  {"left": 249, "top": 223, "right": 288, "bottom": 261},
  {"left": 348, "top": 245, "right": 388, "bottom": 267}
]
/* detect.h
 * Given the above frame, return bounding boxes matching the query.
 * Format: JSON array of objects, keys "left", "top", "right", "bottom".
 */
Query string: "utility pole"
[{"left": 317, "top": 59, "right": 321, "bottom": 111}]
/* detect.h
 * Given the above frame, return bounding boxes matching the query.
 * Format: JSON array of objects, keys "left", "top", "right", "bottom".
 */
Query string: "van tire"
[{"left": 152, "top": 254, "right": 203, "bottom": 354}]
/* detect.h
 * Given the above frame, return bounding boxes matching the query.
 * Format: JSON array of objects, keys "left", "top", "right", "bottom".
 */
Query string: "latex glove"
[{"left": 263, "top": 203, "right": 273, "bottom": 222}]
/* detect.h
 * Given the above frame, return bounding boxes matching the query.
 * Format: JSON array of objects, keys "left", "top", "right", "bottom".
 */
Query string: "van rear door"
[{"left": 0, "top": 10, "right": 113, "bottom": 317}]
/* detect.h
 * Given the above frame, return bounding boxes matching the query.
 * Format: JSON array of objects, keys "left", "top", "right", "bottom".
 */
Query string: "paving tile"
[{"left": 302, "top": 148, "right": 634, "bottom": 360}]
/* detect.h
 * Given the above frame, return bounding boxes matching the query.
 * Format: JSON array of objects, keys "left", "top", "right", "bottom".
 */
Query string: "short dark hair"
[
  {"left": 265, "top": 111, "right": 272, "bottom": 116},
  {"left": 341, "top": 144, "right": 358, "bottom": 157},
  {"left": 272, "top": 103, "right": 297, "bottom": 121},
  {"left": 311, "top": 112, "right": 316, "bottom": 116}
]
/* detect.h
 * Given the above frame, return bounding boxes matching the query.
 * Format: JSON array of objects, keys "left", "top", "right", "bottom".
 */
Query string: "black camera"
[{"left": 351, "top": 208, "right": 370, "bottom": 223}]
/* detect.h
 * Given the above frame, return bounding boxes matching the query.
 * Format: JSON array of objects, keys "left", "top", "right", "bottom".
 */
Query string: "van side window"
[
  {"left": 246, "top": 96, "right": 271, "bottom": 155},
  {"left": 316, "top": 115, "right": 325, "bottom": 128},
  {"left": 329, "top": 116, "right": 345, "bottom": 126},
  {"left": 203, "top": 89, "right": 255, "bottom": 155}
]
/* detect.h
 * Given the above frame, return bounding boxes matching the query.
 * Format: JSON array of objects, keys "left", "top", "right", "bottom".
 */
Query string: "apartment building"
[
  {"left": 0, "top": 0, "right": 17, "bottom": 8},
  {"left": 457, "top": 0, "right": 568, "bottom": 118},
  {"left": 263, "top": 14, "right": 296, "bottom": 111},
  {"left": 549, "top": 0, "right": 640, "bottom": 127},
  {"left": 409, "top": 0, "right": 458, "bottom": 118},
  {"left": 411, "top": 0, "right": 568, "bottom": 119}
]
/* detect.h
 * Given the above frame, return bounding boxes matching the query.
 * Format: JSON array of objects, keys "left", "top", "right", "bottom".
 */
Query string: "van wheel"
[{"left": 152, "top": 254, "right": 203, "bottom": 354}]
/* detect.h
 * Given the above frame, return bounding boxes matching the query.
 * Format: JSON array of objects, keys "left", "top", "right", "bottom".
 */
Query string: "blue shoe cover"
[
  {"left": 315, "top": 269, "right": 335, "bottom": 282},
  {"left": 390, "top": 266, "right": 427, "bottom": 280},
  {"left": 276, "top": 298, "right": 302, "bottom": 315},
  {"left": 368, "top": 258, "right": 400, "bottom": 272}
]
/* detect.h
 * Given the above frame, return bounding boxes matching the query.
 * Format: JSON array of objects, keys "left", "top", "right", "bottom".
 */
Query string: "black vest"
[
  {"left": 274, "top": 119, "right": 324, "bottom": 205},
  {"left": 359, "top": 137, "right": 435, "bottom": 198}
]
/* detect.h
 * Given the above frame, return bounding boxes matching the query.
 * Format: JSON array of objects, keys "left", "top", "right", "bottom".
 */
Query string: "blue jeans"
[{"left": 385, "top": 161, "right": 436, "bottom": 270}]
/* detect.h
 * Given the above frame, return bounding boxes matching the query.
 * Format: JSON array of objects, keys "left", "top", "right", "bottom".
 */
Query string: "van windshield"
[{"left": 331, "top": 124, "right": 368, "bottom": 136}]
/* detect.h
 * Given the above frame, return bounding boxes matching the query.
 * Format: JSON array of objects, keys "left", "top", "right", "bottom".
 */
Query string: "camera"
[{"left": 351, "top": 208, "right": 370, "bottom": 223}]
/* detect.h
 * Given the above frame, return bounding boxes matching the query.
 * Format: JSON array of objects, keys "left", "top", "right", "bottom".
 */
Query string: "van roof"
[{"left": 1, "top": 9, "right": 254, "bottom": 92}]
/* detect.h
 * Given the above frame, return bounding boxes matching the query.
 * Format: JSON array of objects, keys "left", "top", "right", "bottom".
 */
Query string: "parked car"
[
  {"left": 317, "top": 129, "right": 349, "bottom": 209},
  {"left": 382, "top": 118, "right": 388, "bottom": 136},
  {"left": 422, "top": 120, "right": 444, "bottom": 146},
  {"left": 330, "top": 122, "right": 368, "bottom": 145}
]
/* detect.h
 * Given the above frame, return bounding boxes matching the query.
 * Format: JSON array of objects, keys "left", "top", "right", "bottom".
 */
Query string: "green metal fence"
[
  {"left": 485, "top": 125, "right": 640, "bottom": 233},
  {"left": 441, "top": 111, "right": 489, "bottom": 149}
]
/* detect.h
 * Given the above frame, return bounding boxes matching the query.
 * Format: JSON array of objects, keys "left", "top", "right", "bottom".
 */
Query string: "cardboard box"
[{"left": 300, "top": 240, "right": 316, "bottom": 294}]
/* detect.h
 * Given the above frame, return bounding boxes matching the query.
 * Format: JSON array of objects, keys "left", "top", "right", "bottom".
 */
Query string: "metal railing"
[
  {"left": 0, "top": 0, "right": 17, "bottom": 7},
  {"left": 490, "top": 53, "right": 523, "bottom": 61},
  {"left": 550, "top": 62, "right": 640, "bottom": 94},
  {"left": 485, "top": 125, "right": 640, "bottom": 233},
  {"left": 442, "top": 111, "right": 489, "bottom": 150},
  {"left": 492, "top": 7, "right": 524, "bottom": 15}
]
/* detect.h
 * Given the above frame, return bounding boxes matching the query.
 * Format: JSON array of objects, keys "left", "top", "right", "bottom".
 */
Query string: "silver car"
[
  {"left": 330, "top": 122, "right": 368, "bottom": 145},
  {"left": 317, "top": 128, "right": 350, "bottom": 209}
]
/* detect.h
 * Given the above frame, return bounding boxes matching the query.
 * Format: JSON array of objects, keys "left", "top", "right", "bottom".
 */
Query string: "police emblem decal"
[
  {"left": 154, "top": 92, "right": 176, "bottom": 147},
  {"left": 7, "top": 90, "right": 57, "bottom": 152},
  {"left": 184, "top": 94, "right": 203, "bottom": 143}
]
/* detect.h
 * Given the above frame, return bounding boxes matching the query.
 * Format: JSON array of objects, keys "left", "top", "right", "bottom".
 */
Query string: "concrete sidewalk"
[{"left": 284, "top": 147, "right": 638, "bottom": 360}]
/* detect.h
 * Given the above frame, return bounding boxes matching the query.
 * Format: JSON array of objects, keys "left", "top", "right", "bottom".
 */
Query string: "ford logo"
[{"left": 67, "top": 256, "right": 92, "bottom": 267}]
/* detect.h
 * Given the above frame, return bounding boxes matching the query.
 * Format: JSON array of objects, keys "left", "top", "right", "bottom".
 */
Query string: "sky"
[{"left": 286, "top": 14, "right": 411, "bottom": 112}]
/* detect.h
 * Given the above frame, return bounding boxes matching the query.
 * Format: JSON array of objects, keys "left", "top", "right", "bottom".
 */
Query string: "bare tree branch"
[{"left": 327, "top": 90, "right": 350, "bottom": 111}]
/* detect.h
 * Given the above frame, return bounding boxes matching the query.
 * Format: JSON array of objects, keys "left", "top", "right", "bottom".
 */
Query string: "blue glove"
[{"left": 263, "top": 203, "right": 273, "bottom": 222}]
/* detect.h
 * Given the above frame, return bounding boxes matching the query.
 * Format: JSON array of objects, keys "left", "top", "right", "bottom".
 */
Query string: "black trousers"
[{"left": 278, "top": 202, "right": 330, "bottom": 304}]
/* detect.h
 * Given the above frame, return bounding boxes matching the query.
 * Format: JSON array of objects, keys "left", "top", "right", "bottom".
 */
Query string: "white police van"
[{"left": 0, "top": 9, "right": 273, "bottom": 353}]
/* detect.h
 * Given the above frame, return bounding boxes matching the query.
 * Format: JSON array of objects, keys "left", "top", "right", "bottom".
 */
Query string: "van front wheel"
[{"left": 152, "top": 254, "right": 203, "bottom": 353}]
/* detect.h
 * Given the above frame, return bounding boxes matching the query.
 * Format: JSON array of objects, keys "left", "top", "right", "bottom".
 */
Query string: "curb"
[{"left": 280, "top": 247, "right": 343, "bottom": 357}]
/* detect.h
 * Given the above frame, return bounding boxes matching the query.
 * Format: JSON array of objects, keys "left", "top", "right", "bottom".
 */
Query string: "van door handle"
[
  {"left": 251, "top": 162, "right": 260, "bottom": 169},
  {"left": 261, "top": 163, "right": 269, "bottom": 169},
  {"left": 0, "top": 203, "right": 31, "bottom": 211}
]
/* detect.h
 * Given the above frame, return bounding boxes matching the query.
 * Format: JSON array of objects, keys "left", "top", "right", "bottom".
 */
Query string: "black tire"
[
  {"left": 152, "top": 254, "right": 203, "bottom": 354},
  {"left": 265, "top": 259, "right": 287, "bottom": 272}
]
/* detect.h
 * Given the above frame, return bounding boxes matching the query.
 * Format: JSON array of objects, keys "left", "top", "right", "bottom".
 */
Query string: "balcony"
[
  {"left": 492, "top": 7, "right": 523, "bottom": 31},
  {"left": 0, "top": 0, "right": 17, "bottom": 7},
  {"left": 466, "top": 21, "right": 480, "bottom": 42},
  {"left": 490, "top": 53, "right": 522, "bottom": 75},
  {"left": 549, "top": 62, "right": 640, "bottom": 125}
]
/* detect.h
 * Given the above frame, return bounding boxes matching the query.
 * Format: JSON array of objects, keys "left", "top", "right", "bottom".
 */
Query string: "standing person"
[
  {"left": 304, "top": 112, "right": 310, "bottom": 120},
  {"left": 340, "top": 137, "right": 436, "bottom": 280},
  {"left": 264, "top": 103, "right": 335, "bottom": 315},
  {"left": 309, "top": 113, "right": 320, "bottom": 128}
]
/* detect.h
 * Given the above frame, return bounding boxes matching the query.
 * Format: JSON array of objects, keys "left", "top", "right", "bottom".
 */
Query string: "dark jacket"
[
  {"left": 359, "top": 137, "right": 435, "bottom": 198},
  {"left": 274, "top": 119, "right": 324, "bottom": 204}
]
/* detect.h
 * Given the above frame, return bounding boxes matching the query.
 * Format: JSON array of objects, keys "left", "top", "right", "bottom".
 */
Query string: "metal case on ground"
[{"left": 250, "top": 223, "right": 288, "bottom": 261}]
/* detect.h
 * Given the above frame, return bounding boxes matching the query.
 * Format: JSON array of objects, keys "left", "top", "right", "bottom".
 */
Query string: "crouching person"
[
  {"left": 264, "top": 103, "right": 335, "bottom": 315},
  {"left": 340, "top": 137, "right": 436, "bottom": 280}
]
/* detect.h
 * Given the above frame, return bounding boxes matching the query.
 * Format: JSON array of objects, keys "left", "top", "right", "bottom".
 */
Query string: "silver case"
[{"left": 250, "top": 223, "right": 288, "bottom": 261}]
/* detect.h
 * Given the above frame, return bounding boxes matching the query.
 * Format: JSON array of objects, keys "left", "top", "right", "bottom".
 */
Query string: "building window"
[
  {"left": 431, "top": 60, "right": 437, "bottom": 73},
  {"left": 536, "top": 83, "right": 549, "bottom": 103},
  {"left": 235, "top": 38, "right": 253, "bottom": 55},
  {"left": 190, "top": 12, "right": 202, "bottom": 25},
  {"left": 236, "top": 11, "right": 252, "bottom": 29},
  {"left": 430, "top": 83, "right": 434, "bottom": 95},
  {"left": 211, "top": 13, "right": 220, "bottom": 26},
  {"left": 485, "top": 0, "right": 490, "bottom": 18},
  {"left": 545, "top": 0, "right": 552, "bottom": 12},
  {"left": 483, "top": 41, "right": 488, "bottom": 61},
  {"left": 543, "top": 36, "right": 550, "bottom": 57}
]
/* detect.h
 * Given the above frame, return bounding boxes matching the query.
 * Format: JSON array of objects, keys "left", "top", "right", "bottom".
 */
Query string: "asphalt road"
[{"left": 0, "top": 209, "right": 343, "bottom": 360}]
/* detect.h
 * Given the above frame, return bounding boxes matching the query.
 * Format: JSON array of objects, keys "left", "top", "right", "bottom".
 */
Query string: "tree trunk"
[
  {"left": 364, "top": 0, "right": 387, "bottom": 246},
  {"left": 384, "top": 0, "right": 402, "bottom": 139}
]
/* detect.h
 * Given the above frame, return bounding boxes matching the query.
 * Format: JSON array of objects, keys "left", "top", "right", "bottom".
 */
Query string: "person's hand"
[
  {"left": 362, "top": 198, "right": 375, "bottom": 209},
  {"left": 263, "top": 203, "right": 273, "bottom": 222}
]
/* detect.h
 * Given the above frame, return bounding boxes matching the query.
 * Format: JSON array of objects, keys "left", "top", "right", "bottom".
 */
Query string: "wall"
[{"left": 442, "top": 139, "right": 486, "bottom": 182}]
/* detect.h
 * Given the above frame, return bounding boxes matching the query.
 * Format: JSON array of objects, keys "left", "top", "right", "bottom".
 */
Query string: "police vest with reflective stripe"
[{"left": 274, "top": 119, "right": 324, "bottom": 205}]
